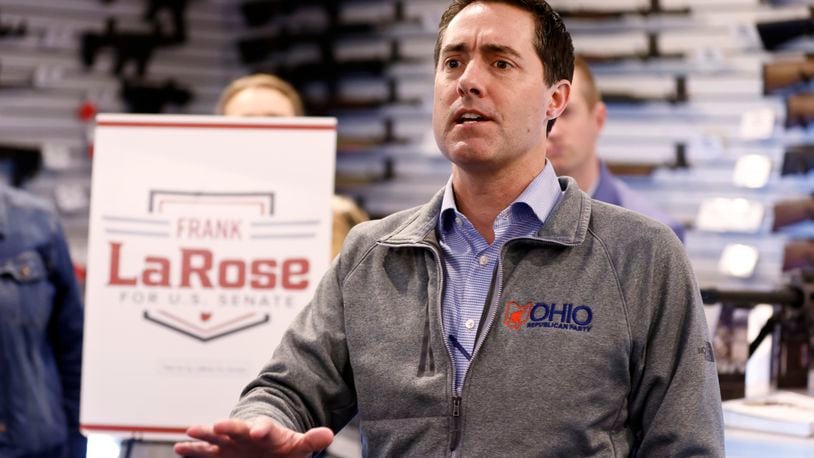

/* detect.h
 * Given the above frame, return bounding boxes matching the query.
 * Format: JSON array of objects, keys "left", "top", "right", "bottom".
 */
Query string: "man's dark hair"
[{"left": 434, "top": 0, "right": 574, "bottom": 87}]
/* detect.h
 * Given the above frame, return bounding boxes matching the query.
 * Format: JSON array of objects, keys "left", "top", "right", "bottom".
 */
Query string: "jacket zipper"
[
  {"left": 446, "top": 255, "right": 503, "bottom": 454},
  {"left": 450, "top": 395, "right": 462, "bottom": 452},
  {"left": 379, "top": 238, "right": 530, "bottom": 455},
  {"left": 421, "top": 242, "right": 466, "bottom": 454},
  {"left": 449, "top": 239, "right": 531, "bottom": 453},
  {"left": 379, "top": 239, "right": 462, "bottom": 453}
]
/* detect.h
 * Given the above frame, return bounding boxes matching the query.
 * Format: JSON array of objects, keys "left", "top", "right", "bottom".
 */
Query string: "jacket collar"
[{"left": 380, "top": 176, "right": 591, "bottom": 247}]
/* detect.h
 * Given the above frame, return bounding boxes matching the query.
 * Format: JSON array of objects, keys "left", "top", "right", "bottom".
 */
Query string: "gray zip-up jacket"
[{"left": 233, "top": 177, "right": 724, "bottom": 457}]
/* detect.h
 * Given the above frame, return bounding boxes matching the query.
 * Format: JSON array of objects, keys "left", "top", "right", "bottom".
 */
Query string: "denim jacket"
[{"left": 0, "top": 185, "right": 84, "bottom": 456}]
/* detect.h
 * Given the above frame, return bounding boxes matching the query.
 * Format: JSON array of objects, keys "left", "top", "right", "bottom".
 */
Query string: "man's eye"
[
  {"left": 446, "top": 59, "right": 460, "bottom": 69},
  {"left": 495, "top": 60, "right": 510, "bottom": 69}
]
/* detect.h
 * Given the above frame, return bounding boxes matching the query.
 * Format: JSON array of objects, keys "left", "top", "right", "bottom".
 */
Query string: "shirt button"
[
  {"left": 465, "top": 319, "right": 475, "bottom": 329},
  {"left": 455, "top": 217, "right": 462, "bottom": 226},
  {"left": 478, "top": 255, "right": 489, "bottom": 266}
]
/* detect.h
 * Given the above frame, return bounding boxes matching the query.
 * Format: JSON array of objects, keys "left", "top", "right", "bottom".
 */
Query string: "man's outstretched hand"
[{"left": 174, "top": 416, "right": 334, "bottom": 457}]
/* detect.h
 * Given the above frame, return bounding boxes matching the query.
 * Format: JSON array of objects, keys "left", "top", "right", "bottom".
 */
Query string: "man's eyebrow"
[
  {"left": 440, "top": 42, "right": 468, "bottom": 56},
  {"left": 439, "top": 42, "right": 523, "bottom": 60},
  {"left": 481, "top": 44, "right": 522, "bottom": 59}
]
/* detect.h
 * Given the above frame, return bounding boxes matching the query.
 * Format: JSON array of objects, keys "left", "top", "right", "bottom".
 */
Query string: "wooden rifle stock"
[
  {"left": 763, "top": 58, "right": 814, "bottom": 93},
  {"left": 786, "top": 93, "right": 814, "bottom": 127}
]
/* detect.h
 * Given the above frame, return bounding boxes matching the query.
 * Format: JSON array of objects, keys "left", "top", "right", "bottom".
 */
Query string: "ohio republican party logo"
[
  {"left": 503, "top": 301, "right": 533, "bottom": 330},
  {"left": 503, "top": 300, "right": 594, "bottom": 333}
]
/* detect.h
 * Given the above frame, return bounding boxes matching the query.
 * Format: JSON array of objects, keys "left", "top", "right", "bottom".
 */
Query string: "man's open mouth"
[{"left": 456, "top": 113, "right": 489, "bottom": 124}]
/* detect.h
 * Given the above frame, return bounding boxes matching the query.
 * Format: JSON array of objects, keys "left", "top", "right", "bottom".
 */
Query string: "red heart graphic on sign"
[{"left": 201, "top": 312, "right": 212, "bottom": 322}]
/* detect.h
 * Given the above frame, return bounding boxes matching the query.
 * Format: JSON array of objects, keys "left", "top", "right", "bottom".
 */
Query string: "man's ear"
[
  {"left": 594, "top": 101, "right": 607, "bottom": 131},
  {"left": 546, "top": 79, "right": 571, "bottom": 119}
]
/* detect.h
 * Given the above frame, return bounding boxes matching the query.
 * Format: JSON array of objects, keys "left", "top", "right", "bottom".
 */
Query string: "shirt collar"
[
  {"left": 439, "top": 160, "right": 562, "bottom": 232},
  {"left": 439, "top": 178, "right": 458, "bottom": 231}
]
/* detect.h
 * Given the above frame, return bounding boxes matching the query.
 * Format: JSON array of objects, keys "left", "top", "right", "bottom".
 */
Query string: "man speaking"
[{"left": 176, "top": 1, "right": 724, "bottom": 456}]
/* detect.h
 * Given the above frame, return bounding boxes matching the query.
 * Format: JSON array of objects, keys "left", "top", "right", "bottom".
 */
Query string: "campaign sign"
[{"left": 80, "top": 114, "right": 336, "bottom": 438}]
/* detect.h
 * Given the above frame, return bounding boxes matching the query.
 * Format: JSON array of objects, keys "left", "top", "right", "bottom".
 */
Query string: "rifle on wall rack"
[
  {"left": 785, "top": 92, "right": 814, "bottom": 127},
  {"left": 0, "top": 9, "right": 26, "bottom": 39},
  {"left": 756, "top": 8, "right": 814, "bottom": 51},
  {"left": 701, "top": 269, "right": 814, "bottom": 391},
  {"left": 763, "top": 56, "right": 814, "bottom": 94},
  {"left": 554, "top": 0, "right": 690, "bottom": 19}
]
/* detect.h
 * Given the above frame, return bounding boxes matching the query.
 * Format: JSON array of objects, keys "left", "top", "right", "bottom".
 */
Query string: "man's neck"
[
  {"left": 451, "top": 158, "right": 545, "bottom": 244},
  {"left": 571, "top": 155, "right": 601, "bottom": 195}
]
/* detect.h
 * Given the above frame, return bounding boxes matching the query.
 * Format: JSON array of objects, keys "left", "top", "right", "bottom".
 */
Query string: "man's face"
[
  {"left": 223, "top": 87, "right": 297, "bottom": 117},
  {"left": 432, "top": 2, "right": 568, "bottom": 174},
  {"left": 547, "top": 69, "right": 606, "bottom": 177}
]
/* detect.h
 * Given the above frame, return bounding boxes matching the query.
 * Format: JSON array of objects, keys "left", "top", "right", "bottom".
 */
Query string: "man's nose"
[{"left": 457, "top": 61, "right": 486, "bottom": 97}]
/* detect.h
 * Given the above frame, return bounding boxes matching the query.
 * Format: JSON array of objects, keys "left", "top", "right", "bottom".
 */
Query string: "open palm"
[{"left": 174, "top": 416, "right": 334, "bottom": 458}]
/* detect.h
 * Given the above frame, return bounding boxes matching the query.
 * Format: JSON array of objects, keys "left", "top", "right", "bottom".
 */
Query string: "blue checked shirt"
[{"left": 437, "top": 162, "right": 562, "bottom": 391}]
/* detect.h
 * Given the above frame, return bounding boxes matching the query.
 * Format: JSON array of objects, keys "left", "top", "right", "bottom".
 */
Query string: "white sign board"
[{"left": 80, "top": 114, "right": 336, "bottom": 438}]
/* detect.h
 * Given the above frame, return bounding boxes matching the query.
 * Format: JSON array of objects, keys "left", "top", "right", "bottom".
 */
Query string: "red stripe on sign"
[
  {"left": 81, "top": 423, "right": 188, "bottom": 434},
  {"left": 96, "top": 121, "right": 335, "bottom": 130}
]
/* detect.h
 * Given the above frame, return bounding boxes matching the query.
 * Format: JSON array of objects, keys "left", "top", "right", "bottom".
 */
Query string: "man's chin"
[
  {"left": 443, "top": 139, "right": 492, "bottom": 158},
  {"left": 546, "top": 147, "right": 564, "bottom": 159},
  {"left": 444, "top": 148, "right": 498, "bottom": 171},
  {"left": 547, "top": 158, "right": 571, "bottom": 175}
]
